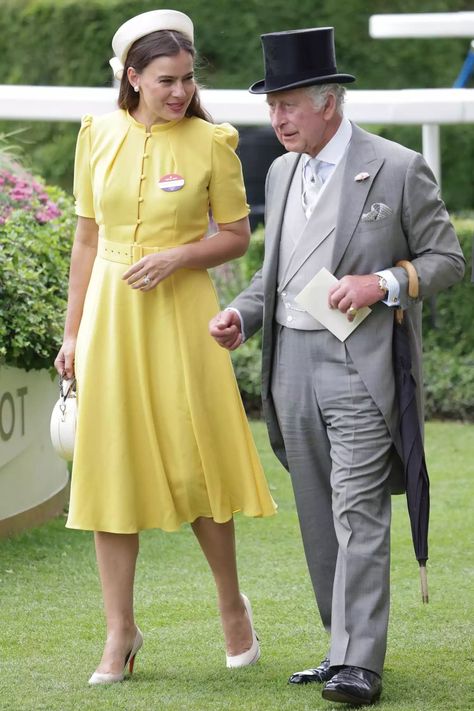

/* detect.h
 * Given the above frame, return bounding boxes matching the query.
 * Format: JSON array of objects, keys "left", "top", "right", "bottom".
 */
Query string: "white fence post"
[{"left": 421, "top": 123, "right": 441, "bottom": 189}]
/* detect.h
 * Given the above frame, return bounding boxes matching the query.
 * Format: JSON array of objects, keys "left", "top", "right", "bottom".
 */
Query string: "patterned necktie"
[{"left": 302, "top": 158, "right": 324, "bottom": 219}]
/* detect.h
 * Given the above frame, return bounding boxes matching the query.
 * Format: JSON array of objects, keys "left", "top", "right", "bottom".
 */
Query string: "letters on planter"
[{"left": 0, "top": 387, "right": 28, "bottom": 442}]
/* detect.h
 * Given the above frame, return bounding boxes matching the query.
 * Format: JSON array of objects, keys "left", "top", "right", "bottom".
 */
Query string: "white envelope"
[{"left": 294, "top": 267, "right": 372, "bottom": 342}]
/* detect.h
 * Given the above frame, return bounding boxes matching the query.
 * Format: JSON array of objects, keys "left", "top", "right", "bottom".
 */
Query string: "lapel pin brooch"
[{"left": 354, "top": 172, "right": 370, "bottom": 182}]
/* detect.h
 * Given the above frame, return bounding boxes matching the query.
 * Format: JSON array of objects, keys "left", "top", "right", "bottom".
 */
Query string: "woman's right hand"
[{"left": 54, "top": 338, "right": 76, "bottom": 379}]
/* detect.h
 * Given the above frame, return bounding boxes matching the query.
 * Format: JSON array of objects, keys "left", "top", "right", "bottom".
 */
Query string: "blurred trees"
[{"left": 0, "top": 0, "right": 472, "bottom": 209}]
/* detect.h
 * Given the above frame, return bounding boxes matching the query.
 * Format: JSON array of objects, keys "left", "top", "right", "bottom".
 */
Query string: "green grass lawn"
[{"left": 0, "top": 421, "right": 473, "bottom": 711}]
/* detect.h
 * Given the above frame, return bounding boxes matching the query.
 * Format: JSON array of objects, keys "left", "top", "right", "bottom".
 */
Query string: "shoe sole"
[{"left": 322, "top": 688, "right": 381, "bottom": 705}]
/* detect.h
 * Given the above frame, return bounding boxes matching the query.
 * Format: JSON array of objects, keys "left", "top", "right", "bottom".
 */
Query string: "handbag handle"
[{"left": 59, "top": 376, "right": 76, "bottom": 415}]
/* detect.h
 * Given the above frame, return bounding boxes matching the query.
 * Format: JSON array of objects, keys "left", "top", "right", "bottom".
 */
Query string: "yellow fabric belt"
[{"left": 97, "top": 239, "right": 169, "bottom": 265}]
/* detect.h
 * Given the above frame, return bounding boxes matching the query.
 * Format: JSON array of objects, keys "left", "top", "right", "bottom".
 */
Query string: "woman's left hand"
[{"left": 122, "top": 247, "right": 184, "bottom": 291}]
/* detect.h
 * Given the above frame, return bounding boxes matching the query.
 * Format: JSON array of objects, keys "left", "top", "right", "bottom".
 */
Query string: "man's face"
[{"left": 266, "top": 88, "right": 339, "bottom": 157}]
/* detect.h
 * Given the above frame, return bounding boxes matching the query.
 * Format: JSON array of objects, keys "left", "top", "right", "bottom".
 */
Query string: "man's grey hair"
[{"left": 305, "top": 84, "right": 346, "bottom": 116}]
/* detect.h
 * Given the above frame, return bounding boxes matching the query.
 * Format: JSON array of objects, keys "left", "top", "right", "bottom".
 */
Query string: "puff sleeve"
[
  {"left": 208, "top": 123, "right": 249, "bottom": 224},
  {"left": 73, "top": 115, "right": 95, "bottom": 218}
]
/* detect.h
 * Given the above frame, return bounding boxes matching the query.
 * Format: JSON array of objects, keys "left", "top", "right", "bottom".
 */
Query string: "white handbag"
[{"left": 50, "top": 377, "right": 77, "bottom": 461}]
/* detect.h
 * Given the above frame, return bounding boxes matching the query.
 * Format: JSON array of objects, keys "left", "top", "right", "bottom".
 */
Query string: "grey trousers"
[{"left": 271, "top": 326, "right": 393, "bottom": 675}]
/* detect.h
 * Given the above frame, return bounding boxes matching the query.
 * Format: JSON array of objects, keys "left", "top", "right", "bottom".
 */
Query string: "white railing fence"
[{"left": 1, "top": 85, "right": 474, "bottom": 188}]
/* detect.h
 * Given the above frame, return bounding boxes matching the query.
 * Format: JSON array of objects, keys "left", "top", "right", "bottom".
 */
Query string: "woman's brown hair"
[{"left": 118, "top": 30, "right": 212, "bottom": 122}]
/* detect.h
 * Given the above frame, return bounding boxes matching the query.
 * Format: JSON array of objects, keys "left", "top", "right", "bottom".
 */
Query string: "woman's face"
[{"left": 131, "top": 49, "right": 195, "bottom": 123}]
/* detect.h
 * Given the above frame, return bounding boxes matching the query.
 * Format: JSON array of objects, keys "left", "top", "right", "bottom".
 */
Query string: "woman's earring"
[{"left": 134, "top": 85, "right": 139, "bottom": 93}]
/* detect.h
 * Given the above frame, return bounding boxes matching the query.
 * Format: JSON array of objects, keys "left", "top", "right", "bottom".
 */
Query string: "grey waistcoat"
[{"left": 275, "top": 154, "right": 347, "bottom": 330}]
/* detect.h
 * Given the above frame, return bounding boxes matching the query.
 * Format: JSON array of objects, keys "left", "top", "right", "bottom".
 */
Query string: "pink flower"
[
  {"left": 0, "top": 167, "right": 61, "bottom": 225},
  {"left": 10, "top": 187, "right": 32, "bottom": 200}
]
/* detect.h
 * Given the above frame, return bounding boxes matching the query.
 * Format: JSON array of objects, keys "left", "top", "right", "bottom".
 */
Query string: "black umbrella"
[{"left": 393, "top": 260, "right": 430, "bottom": 603}]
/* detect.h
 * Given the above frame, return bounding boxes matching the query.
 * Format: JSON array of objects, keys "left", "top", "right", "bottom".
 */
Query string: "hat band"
[{"left": 264, "top": 65, "right": 338, "bottom": 90}]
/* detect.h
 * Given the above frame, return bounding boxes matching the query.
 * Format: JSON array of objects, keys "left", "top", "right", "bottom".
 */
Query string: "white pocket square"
[{"left": 361, "top": 202, "right": 393, "bottom": 222}]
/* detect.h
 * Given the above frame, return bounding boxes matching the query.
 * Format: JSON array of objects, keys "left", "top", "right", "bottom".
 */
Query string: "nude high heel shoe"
[
  {"left": 88, "top": 627, "right": 143, "bottom": 685},
  {"left": 226, "top": 594, "right": 261, "bottom": 668}
]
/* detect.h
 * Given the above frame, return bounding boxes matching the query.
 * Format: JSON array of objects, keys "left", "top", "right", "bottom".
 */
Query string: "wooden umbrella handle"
[
  {"left": 395, "top": 260, "right": 420, "bottom": 324},
  {"left": 396, "top": 259, "right": 420, "bottom": 299}
]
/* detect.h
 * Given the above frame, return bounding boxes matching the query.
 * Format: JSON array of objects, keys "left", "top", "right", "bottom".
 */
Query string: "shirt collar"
[{"left": 302, "top": 116, "right": 352, "bottom": 170}]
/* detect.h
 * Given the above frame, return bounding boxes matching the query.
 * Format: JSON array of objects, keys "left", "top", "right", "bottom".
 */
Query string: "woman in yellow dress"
[{"left": 54, "top": 9, "right": 276, "bottom": 685}]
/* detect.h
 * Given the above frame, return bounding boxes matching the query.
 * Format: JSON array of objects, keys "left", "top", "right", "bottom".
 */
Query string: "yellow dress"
[{"left": 66, "top": 110, "right": 276, "bottom": 533}]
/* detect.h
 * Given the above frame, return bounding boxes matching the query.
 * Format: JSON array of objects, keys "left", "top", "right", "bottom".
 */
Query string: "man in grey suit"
[{"left": 210, "top": 27, "right": 465, "bottom": 706}]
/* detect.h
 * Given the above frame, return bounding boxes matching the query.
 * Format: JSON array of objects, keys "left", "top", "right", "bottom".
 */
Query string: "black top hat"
[{"left": 249, "top": 27, "right": 355, "bottom": 94}]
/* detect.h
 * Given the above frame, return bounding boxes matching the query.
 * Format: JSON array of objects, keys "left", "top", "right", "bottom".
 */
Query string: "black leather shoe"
[
  {"left": 322, "top": 666, "right": 382, "bottom": 705},
  {"left": 288, "top": 657, "right": 338, "bottom": 684}
]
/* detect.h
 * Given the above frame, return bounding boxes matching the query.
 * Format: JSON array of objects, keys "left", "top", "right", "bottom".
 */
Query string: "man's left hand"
[{"left": 328, "top": 274, "right": 385, "bottom": 321}]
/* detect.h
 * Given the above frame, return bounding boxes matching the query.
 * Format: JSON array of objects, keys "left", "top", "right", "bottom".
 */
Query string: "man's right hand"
[{"left": 209, "top": 310, "right": 243, "bottom": 351}]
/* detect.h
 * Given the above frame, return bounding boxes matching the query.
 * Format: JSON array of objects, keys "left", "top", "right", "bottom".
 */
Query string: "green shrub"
[
  {"left": 422, "top": 219, "right": 473, "bottom": 356},
  {"left": 0, "top": 167, "right": 75, "bottom": 370},
  {"left": 423, "top": 347, "right": 474, "bottom": 421},
  {"left": 422, "top": 218, "right": 473, "bottom": 420}
]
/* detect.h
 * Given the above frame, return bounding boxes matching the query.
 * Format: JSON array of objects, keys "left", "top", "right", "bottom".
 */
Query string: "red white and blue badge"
[{"left": 158, "top": 173, "right": 185, "bottom": 192}]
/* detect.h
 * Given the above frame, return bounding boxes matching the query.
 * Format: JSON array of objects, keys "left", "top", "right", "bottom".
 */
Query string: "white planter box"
[{"left": 0, "top": 365, "right": 69, "bottom": 536}]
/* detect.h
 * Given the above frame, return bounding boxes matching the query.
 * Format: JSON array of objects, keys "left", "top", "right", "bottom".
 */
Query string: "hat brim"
[{"left": 249, "top": 73, "right": 355, "bottom": 94}]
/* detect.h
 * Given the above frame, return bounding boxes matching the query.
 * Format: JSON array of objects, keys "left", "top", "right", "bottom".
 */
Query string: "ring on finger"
[
  {"left": 347, "top": 306, "right": 358, "bottom": 317},
  {"left": 142, "top": 274, "right": 151, "bottom": 285}
]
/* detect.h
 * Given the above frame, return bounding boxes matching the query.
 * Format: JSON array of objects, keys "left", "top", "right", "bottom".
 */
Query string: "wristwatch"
[{"left": 376, "top": 275, "right": 388, "bottom": 295}]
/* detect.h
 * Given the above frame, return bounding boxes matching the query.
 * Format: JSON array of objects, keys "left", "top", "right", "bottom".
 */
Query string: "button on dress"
[{"left": 66, "top": 110, "right": 276, "bottom": 533}]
